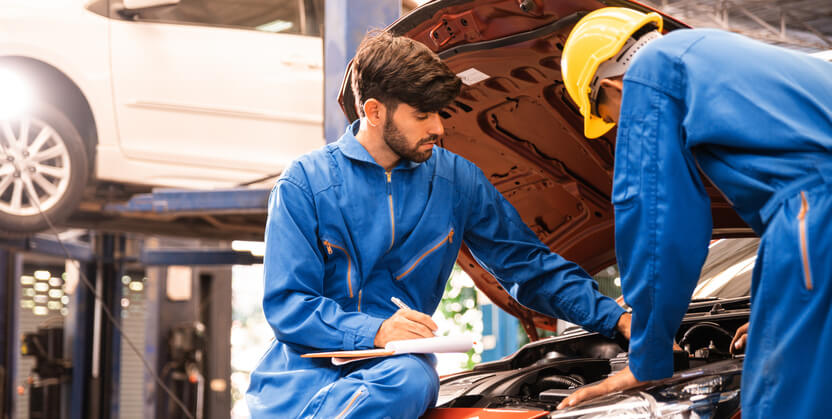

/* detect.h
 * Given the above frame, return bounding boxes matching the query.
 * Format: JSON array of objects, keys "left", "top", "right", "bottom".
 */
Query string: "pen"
[
  {"left": 391, "top": 297, "right": 438, "bottom": 336},
  {"left": 391, "top": 296, "right": 410, "bottom": 311}
]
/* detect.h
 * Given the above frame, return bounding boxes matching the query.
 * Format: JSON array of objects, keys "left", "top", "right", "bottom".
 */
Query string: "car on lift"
[
  {"left": 0, "top": 0, "right": 324, "bottom": 234},
  {"left": 336, "top": 0, "right": 767, "bottom": 417}
]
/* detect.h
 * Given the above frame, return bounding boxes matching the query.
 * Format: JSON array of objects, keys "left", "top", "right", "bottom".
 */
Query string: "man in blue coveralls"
[
  {"left": 555, "top": 7, "right": 832, "bottom": 418},
  {"left": 245, "top": 32, "right": 633, "bottom": 418}
]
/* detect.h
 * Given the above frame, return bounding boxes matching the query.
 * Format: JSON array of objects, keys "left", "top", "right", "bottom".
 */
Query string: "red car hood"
[{"left": 340, "top": 0, "right": 750, "bottom": 339}]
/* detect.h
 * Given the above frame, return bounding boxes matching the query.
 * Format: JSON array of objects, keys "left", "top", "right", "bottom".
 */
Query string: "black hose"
[
  {"left": 679, "top": 322, "right": 733, "bottom": 348},
  {"left": 539, "top": 374, "right": 584, "bottom": 390}
]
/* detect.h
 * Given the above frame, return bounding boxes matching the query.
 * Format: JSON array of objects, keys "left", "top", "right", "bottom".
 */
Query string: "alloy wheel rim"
[{"left": 0, "top": 117, "right": 72, "bottom": 216}]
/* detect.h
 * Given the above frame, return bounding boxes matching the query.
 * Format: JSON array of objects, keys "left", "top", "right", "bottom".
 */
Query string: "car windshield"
[
  {"left": 594, "top": 237, "right": 758, "bottom": 302},
  {"left": 692, "top": 237, "right": 758, "bottom": 299}
]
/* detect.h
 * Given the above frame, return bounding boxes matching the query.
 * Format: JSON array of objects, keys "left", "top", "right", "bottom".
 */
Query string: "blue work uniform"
[
  {"left": 615, "top": 28, "right": 832, "bottom": 418},
  {"left": 246, "top": 121, "right": 625, "bottom": 418}
]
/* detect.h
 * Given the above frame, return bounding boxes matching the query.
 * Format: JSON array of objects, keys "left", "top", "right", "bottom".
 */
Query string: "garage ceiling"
[{"left": 640, "top": 0, "right": 832, "bottom": 51}]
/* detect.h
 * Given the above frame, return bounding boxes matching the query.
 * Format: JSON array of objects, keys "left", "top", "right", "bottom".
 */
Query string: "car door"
[{"left": 109, "top": 0, "right": 324, "bottom": 187}]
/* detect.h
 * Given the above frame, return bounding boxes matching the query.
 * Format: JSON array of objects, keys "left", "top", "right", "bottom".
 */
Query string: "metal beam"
[
  {"left": 140, "top": 249, "right": 262, "bottom": 266},
  {"left": 100, "top": 234, "right": 124, "bottom": 419},
  {"left": 0, "top": 249, "right": 21, "bottom": 419},
  {"left": 642, "top": 0, "right": 832, "bottom": 51},
  {"left": 729, "top": 0, "right": 781, "bottom": 38},
  {"left": 782, "top": 10, "right": 832, "bottom": 47},
  {"left": 104, "top": 188, "right": 271, "bottom": 215},
  {"left": 198, "top": 269, "right": 231, "bottom": 419},
  {"left": 0, "top": 236, "right": 95, "bottom": 263},
  {"left": 67, "top": 254, "right": 97, "bottom": 419}
]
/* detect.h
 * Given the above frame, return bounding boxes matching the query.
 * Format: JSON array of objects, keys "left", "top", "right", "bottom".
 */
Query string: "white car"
[{"left": 0, "top": 0, "right": 325, "bottom": 234}]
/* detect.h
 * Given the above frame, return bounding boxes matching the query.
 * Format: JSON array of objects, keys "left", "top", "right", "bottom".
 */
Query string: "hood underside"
[{"left": 339, "top": 0, "right": 751, "bottom": 338}]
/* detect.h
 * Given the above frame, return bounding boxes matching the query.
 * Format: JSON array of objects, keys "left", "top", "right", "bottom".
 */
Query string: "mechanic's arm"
[
  {"left": 261, "top": 170, "right": 384, "bottom": 351},
  {"left": 461, "top": 166, "right": 626, "bottom": 339},
  {"left": 559, "top": 81, "right": 712, "bottom": 408}
]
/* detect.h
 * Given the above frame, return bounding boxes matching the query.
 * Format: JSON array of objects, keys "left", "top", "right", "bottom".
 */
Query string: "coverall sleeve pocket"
[
  {"left": 611, "top": 124, "right": 635, "bottom": 207},
  {"left": 321, "top": 237, "right": 357, "bottom": 301}
]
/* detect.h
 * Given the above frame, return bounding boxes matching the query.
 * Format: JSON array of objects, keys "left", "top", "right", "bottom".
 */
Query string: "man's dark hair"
[{"left": 351, "top": 31, "right": 462, "bottom": 116}]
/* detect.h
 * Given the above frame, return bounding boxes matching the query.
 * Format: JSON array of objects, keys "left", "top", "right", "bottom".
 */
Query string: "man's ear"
[
  {"left": 599, "top": 78, "right": 623, "bottom": 94},
  {"left": 363, "top": 99, "right": 386, "bottom": 128},
  {"left": 597, "top": 77, "right": 624, "bottom": 124}
]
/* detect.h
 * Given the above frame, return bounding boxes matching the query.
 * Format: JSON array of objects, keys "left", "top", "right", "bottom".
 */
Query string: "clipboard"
[{"left": 301, "top": 335, "right": 475, "bottom": 366}]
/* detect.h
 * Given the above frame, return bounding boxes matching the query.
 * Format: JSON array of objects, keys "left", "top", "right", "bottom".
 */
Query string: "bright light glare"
[
  {"left": 0, "top": 68, "right": 31, "bottom": 119},
  {"left": 231, "top": 240, "right": 265, "bottom": 258}
]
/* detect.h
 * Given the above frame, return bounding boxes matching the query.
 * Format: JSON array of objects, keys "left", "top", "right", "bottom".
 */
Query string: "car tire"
[{"left": 0, "top": 103, "right": 89, "bottom": 235}]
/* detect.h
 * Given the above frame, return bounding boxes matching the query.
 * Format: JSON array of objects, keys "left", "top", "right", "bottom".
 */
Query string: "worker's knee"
[
  {"left": 337, "top": 355, "right": 439, "bottom": 418},
  {"left": 377, "top": 354, "right": 439, "bottom": 401},
  {"left": 391, "top": 355, "right": 439, "bottom": 398}
]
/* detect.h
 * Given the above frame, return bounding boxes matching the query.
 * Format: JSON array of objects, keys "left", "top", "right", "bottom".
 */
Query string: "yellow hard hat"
[{"left": 562, "top": 7, "right": 663, "bottom": 138}]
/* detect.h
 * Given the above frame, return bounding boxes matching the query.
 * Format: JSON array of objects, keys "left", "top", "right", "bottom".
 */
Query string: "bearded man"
[{"left": 246, "top": 31, "right": 631, "bottom": 419}]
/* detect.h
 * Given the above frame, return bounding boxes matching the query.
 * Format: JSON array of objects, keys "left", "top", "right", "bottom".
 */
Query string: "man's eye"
[{"left": 416, "top": 114, "right": 429, "bottom": 120}]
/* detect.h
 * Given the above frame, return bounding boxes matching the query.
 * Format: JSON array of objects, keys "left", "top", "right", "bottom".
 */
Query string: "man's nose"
[{"left": 428, "top": 113, "right": 444, "bottom": 136}]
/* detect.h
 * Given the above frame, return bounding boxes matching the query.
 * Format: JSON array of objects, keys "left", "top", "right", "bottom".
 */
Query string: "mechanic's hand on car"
[
  {"left": 374, "top": 308, "right": 438, "bottom": 348},
  {"left": 616, "top": 312, "right": 632, "bottom": 340},
  {"left": 730, "top": 322, "right": 749, "bottom": 354},
  {"left": 557, "top": 366, "right": 645, "bottom": 410}
]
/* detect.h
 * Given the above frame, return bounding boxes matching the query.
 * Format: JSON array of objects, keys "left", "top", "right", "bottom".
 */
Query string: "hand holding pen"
[{"left": 373, "top": 297, "right": 438, "bottom": 348}]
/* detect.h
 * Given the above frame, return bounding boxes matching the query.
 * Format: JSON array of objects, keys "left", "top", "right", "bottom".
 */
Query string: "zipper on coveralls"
[
  {"left": 396, "top": 229, "right": 454, "bottom": 280},
  {"left": 335, "top": 387, "right": 367, "bottom": 419},
  {"left": 798, "top": 191, "right": 813, "bottom": 291},
  {"left": 323, "top": 240, "right": 354, "bottom": 298},
  {"left": 386, "top": 171, "right": 395, "bottom": 251},
  {"left": 357, "top": 289, "right": 363, "bottom": 312}
]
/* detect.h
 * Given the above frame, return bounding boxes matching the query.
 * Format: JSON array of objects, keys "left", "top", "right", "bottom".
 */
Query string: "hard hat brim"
[{"left": 585, "top": 113, "right": 615, "bottom": 139}]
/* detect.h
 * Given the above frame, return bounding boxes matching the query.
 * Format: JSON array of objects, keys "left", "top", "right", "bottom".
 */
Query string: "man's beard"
[{"left": 383, "top": 117, "right": 438, "bottom": 163}]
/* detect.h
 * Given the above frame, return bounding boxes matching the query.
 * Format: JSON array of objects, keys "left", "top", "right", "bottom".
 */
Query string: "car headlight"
[
  {"left": 548, "top": 372, "right": 741, "bottom": 419},
  {"left": 548, "top": 393, "right": 656, "bottom": 418}
]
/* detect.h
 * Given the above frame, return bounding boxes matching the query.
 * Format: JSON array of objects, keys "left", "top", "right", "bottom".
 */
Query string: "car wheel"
[{"left": 0, "top": 103, "right": 89, "bottom": 234}]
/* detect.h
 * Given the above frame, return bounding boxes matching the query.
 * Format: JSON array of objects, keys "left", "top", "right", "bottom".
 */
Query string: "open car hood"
[{"left": 339, "top": 0, "right": 751, "bottom": 339}]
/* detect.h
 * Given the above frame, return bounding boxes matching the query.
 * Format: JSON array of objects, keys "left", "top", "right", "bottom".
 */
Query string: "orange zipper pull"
[
  {"left": 799, "top": 192, "right": 808, "bottom": 220},
  {"left": 324, "top": 241, "right": 332, "bottom": 254},
  {"left": 448, "top": 229, "right": 454, "bottom": 243}
]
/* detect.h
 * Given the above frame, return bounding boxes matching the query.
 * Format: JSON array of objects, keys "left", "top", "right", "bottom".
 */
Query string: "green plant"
[{"left": 439, "top": 264, "right": 481, "bottom": 370}]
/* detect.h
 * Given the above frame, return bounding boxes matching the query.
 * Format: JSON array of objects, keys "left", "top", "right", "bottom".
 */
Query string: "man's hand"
[
  {"left": 616, "top": 312, "right": 631, "bottom": 340},
  {"left": 730, "top": 322, "right": 749, "bottom": 354},
  {"left": 374, "top": 308, "right": 438, "bottom": 348},
  {"left": 557, "top": 366, "right": 643, "bottom": 410}
]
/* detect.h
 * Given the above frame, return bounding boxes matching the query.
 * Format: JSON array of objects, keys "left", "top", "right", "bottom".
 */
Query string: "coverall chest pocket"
[
  {"left": 321, "top": 238, "right": 357, "bottom": 301},
  {"left": 392, "top": 228, "right": 455, "bottom": 283}
]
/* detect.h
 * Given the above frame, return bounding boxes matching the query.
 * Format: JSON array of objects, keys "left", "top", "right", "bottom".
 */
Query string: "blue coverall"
[
  {"left": 615, "top": 28, "right": 832, "bottom": 418},
  {"left": 246, "top": 121, "right": 626, "bottom": 418}
]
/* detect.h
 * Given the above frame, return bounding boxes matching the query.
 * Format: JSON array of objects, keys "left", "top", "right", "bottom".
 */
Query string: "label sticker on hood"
[{"left": 457, "top": 68, "right": 490, "bottom": 86}]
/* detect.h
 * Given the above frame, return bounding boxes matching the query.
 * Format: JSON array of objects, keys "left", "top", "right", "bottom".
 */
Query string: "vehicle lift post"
[
  {"left": 141, "top": 245, "right": 240, "bottom": 419},
  {"left": 63, "top": 233, "right": 124, "bottom": 419},
  {"left": 0, "top": 248, "right": 22, "bottom": 419}
]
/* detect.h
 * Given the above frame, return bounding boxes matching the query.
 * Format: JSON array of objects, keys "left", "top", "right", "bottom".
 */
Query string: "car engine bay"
[{"left": 435, "top": 300, "right": 749, "bottom": 415}]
